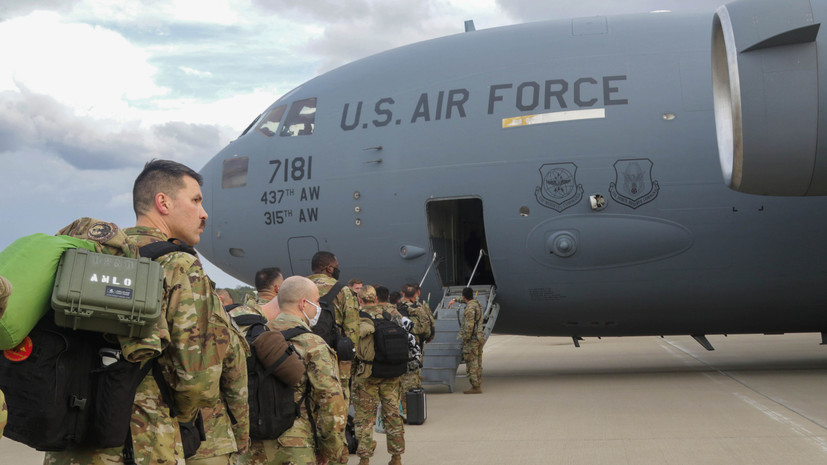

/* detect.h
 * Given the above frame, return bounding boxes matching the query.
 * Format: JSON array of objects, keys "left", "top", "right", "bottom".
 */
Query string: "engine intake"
[{"left": 712, "top": 0, "right": 824, "bottom": 195}]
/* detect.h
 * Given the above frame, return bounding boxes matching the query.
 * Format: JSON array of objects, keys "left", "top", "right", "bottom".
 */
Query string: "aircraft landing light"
[{"left": 502, "top": 108, "right": 605, "bottom": 128}]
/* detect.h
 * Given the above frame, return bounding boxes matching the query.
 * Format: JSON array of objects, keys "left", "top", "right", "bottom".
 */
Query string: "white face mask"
[{"left": 302, "top": 299, "right": 322, "bottom": 327}]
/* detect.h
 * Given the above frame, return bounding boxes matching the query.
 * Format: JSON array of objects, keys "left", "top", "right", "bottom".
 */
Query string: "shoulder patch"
[{"left": 87, "top": 222, "right": 118, "bottom": 242}]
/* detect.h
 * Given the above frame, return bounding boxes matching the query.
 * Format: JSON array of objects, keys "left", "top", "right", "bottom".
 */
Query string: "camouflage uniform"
[
  {"left": 188, "top": 290, "right": 251, "bottom": 464},
  {"left": 229, "top": 296, "right": 276, "bottom": 465},
  {"left": 268, "top": 313, "right": 347, "bottom": 465},
  {"left": 45, "top": 224, "right": 247, "bottom": 465},
  {"left": 306, "top": 275, "right": 359, "bottom": 409},
  {"left": 353, "top": 304, "right": 405, "bottom": 461},
  {"left": 396, "top": 300, "right": 433, "bottom": 410},
  {"left": 459, "top": 298, "right": 484, "bottom": 389},
  {"left": 0, "top": 388, "right": 6, "bottom": 438}
]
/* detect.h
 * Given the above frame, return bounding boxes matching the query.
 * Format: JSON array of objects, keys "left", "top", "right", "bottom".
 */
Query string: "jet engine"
[{"left": 712, "top": 0, "right": 826, "bottom": 195}]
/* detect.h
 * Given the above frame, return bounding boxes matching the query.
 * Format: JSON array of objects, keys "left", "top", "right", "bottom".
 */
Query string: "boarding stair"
[{"left": 421, "top": 284, "right": 499, "bottom": 392}]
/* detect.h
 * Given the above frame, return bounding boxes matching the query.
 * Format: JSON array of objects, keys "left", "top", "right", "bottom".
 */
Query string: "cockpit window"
[
  {"left": 280, "top": 98, "right": 317, "bottom": 137},
  {"left": 256, "top": 105, "right": 287, "bottom": 137},
  {"left": 222, "top": 157, "right": 249, "bottom": 189}
]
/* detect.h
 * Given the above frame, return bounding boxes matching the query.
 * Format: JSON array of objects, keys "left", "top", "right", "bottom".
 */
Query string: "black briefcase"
[{"left": 406, "top": 388, "right": 427, "bottom": 425}]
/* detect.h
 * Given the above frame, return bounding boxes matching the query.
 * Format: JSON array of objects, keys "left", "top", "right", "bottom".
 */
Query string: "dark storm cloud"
[{"left": 0, "top": 87, "right": 236, "bottom": 171}]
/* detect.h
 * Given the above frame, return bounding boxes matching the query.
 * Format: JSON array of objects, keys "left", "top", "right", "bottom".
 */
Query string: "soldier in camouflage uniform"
[
  {"left": 396, "top": 285, "right": 433, "bottom": 413},
  {"left": 455, "top": 287, "right": 484, "bottom": 394},
  {"left": 254, "top": 267, "right": 283, "bottom": 320},
  {"left": 255, "top": 267, "right": 283, "bottom": 304},
  {"left": 307, "top": 252, "right": 360, "bottom": 410},
  {"left": 412, "top": 284, "right": 435, "bottom": 346},
  {"left": 187, "top": 286, "right": 250, "bottom": 465},
  {"left": 45, "top": 160, "right": 250, "bottom": 465},
  {"left": 268, "top": 276, "right": 347, "bottom": 465},
  {"left": 228, "top": 294, "right": 276, "bottom": 465},
  {"left": 353, "top": 286, "right": 405, "bottom": 465}
]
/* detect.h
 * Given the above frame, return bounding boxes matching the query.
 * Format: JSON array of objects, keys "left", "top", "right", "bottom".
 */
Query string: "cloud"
[
  {"left": 0, "top": 0, "right": 81, "bottom": 21},
  {"left": 495, "top": 0, "right": 729, "bottom": 21},
  {"left": 180, "top": 66, "right": 213, "bottom": 78},
  {"left": 0, "top": 86, "right": 237, "bottom": 170},
  {"left": 252, "top": 0, "right": 371, "bottom": 22},
  {"left": 254, "top": 0, "right": 514, "bottom": 73},
  {"left": 0, "top": 11, "right": 166, "bottom": 122}
]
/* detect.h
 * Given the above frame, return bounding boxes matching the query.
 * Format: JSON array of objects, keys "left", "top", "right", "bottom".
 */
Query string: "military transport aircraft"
[{"left": 197, "top": 0, "right": 827, "bottom": 349}]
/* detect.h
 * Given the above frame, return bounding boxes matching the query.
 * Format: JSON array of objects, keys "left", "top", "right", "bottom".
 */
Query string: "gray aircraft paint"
[{"left": 198, "top": 5, "right": 827, "bottom": 338}]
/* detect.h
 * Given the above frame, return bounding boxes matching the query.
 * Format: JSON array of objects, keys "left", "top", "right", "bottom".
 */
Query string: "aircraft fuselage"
[{"left": 199, "top": 10, "right": 827, "bottom": 337}]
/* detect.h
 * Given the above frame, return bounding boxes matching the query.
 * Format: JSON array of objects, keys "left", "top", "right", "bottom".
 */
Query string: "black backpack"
[
  {"left": 312, "top": 282, "right": 355, "bottom": 361},
  {"left": 361, "top": 311, "right": 410, "bottom": 378},
  {"left": 0, "top": 239, "right": 194, "bottom": 452},
  {"left": 232, "top": 314, "right": 310, "bottom": 440}
]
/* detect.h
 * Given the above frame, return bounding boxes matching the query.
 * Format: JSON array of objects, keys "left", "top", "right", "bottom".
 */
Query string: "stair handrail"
[
  {"left": 466, "top": 249, "right": 487, "bottom": 287},
  {"left": 419, "top": 252, "right": 438, "bottom": 287}
]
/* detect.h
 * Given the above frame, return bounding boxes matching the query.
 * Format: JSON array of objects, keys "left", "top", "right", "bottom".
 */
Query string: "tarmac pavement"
[{"left": 3, "top": 333, "right": 827, "bottom": 465}]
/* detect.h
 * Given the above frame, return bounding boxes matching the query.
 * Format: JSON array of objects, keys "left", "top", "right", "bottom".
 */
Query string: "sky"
[{"left": 0, "top": 0, "right": 729, "bottom": 288}]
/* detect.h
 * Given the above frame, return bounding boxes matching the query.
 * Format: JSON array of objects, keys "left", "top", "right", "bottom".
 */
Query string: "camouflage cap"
[
  {"left": 0, "top": 275, "right": 11, "bottom": 317},
  {"left": 358, "top": 285, "right": 377, "bottom": 302}
]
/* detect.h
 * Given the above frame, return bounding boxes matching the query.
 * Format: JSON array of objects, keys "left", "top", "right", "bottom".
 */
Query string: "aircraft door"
[
  {"left": 287, "top": 236, "right": 319, "bottom": 276},
  {"left": 425, "top": 198, "right": 495, "bottom": 287}
]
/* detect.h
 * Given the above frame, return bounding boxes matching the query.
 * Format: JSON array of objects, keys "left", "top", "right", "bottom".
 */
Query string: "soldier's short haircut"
[
  {"left": 133, "top": 159, "right": 203, "bottom": 216},
  {"left": 216, "top": 288, "right": 232, "bottom": 304},
  {"left": 389, "top": 291, "right": 401, "bottom": 305},
  {"left": 402, "top": 284, "right": 417, "bottom": 299},
  {"left": 311, "top": 251, "right": 336, "bottom": 272},
  {"left": 462, "top": 287, "right": 474, "bottom": 300},
  {"left": 375, "top": 285, "right": 390, "bottom": 303},
  {"left": 348, "top": 278, "right": 362, "bottom": 287},
  {"left": 255, "top": 267, "right": 283, "bottom": 291},
  {"left": 278, "top": 276, "right": 317, "bottom": 309}
]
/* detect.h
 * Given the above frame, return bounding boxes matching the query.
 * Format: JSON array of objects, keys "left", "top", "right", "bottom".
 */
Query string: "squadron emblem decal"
[
  {"left": 609, "top": 158, "right": 659, "bottom": 209},
  {"left": 535, "top": 162, "right": 584, "bottom": 212}
]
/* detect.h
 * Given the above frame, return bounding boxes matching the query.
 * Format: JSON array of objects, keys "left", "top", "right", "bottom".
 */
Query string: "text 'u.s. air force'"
[{"left": 339, "top": 76, "right": 628, "bottom": 131}]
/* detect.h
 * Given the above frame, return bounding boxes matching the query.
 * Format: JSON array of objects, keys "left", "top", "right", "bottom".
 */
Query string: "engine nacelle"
[{"left": 713, "top": 0, "right": 826, "bottom": 195}]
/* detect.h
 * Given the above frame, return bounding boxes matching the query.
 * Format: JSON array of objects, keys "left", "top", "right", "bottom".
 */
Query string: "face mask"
[
  {"left": 303, "top": 299, "right": 322, "bottom": 327},
  {"left": 330, "top": 266, "right": 341, "bottom": 280}
]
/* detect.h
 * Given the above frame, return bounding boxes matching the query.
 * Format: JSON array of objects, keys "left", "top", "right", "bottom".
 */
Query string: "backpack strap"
[
  {"left": 233, "top": 314, "right": 268, "bottom": 328},
  {"left": 232, "top": 314, "right": 269, "bottom": 342},
  {"left": 301, "top": 381, "right": 317, "bottom": 452},
  {"left": 122, "top": 360, "right": 157, "bottom": 465},
  {"left": 319, "top": 281, "right": 346, "bottom": 307},
  {"left": 280, "top": 325, "right": 318, "bottom": 453},
  {"left": 150, "top": 359, "right": 179, "bottom": 418},
  {"left": 282, "top": 326, "right": 310, "bottom": 340},
  {"left": 138, "top": 238, "right": 196, "bottom": 260}
]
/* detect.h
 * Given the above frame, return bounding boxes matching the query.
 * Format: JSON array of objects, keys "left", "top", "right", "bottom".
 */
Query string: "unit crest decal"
[
  {"left": 609, "top": 158, "right": 659, "bottom": 209},
  {"left": 535, "top": 162, "right": 584, "bottom": 212}
]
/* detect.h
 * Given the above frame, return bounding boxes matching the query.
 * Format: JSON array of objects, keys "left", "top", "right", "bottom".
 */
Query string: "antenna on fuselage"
[{"left": 464, "top": 20, "right": 476, "bottom": 32}]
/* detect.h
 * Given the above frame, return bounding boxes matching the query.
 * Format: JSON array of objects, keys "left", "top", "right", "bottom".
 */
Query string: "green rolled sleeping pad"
[{"left": 0, "top": 234, "right": 96, "bottom": 350}]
